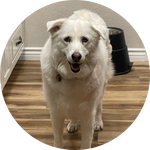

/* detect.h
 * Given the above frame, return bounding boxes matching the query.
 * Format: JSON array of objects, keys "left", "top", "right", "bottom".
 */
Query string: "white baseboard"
[
  {"left": 19, "top": 47, "right": 42, "bottom": 60},
  {"left": 20, "top": 47, "right": 148, "bottom": 62}
]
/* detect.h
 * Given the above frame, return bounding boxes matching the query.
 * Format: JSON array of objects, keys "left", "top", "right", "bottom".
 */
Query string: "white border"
[{"left": 20, "top": 47, "right": 147, "bottom": 61}]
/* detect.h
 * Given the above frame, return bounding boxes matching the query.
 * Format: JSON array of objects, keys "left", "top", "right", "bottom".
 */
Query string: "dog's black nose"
[{"left": 72, "top": 52, "right": 82, "bottom": 62}]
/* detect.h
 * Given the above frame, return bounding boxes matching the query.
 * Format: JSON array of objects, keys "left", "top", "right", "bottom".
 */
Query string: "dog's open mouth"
[{"left": 69, "top": 62, "right": 82, "bottom": 73}]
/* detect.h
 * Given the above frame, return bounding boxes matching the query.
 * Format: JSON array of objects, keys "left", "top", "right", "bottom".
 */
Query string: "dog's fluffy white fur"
[{"left": 40, "top": 9, "right": 114, "bottom": 149}]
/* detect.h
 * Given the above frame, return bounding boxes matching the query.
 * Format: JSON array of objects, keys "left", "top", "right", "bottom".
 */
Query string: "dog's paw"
[
  {"left": 67, "top": 121, "right": 80, "bottom": 133},
  {"left": 94, "top": 121, "right": 103, "bottom": 132}
]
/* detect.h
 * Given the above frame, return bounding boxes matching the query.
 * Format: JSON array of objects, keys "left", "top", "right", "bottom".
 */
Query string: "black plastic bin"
[{"left": 108, "top": 27, "right": 133, "bottom": 75}]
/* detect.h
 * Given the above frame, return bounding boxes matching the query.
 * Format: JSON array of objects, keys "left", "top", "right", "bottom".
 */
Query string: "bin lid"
[{"left": 109, "top": 28, "right": 121, "bottom": 35}]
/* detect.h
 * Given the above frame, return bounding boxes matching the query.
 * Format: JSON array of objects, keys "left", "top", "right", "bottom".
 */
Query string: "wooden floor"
[{"left": 2, "top": 61, "right": 150, "bottom": 149}]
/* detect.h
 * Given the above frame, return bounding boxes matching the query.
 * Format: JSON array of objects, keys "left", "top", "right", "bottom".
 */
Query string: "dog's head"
[{"left": 47, "top": 18, "right": 106, "bottom": 79}]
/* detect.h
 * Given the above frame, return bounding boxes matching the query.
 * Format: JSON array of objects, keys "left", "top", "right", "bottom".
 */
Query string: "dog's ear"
[
  {"left": 91, "top": 23, "right": 106, "bottom": 40},
  {"left": 47, "top": 18, "right": 66, "bottom": 34}
]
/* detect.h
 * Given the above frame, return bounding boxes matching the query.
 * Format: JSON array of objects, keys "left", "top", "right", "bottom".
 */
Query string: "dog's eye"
[
  {"left": 64, "top": 36, "right": 71, "bottom": 42},
  {"left": 82, "top": 37, "right": 88, "bottom": 43}
]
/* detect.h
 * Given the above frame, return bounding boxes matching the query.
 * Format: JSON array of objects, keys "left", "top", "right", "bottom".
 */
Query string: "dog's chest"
[
  {"left": 58, "top": 80, "right": 86, "bottom": 98},
  {"left": 53, "top": 76, "right": 101, "bottom": 99}
]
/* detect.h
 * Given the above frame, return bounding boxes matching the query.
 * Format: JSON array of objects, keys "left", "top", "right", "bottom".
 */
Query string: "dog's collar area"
[
  {"left": 55, "top": 73, "right": 80, "bottom": 82},
  {"left": 56, "top": 74, "right": 62, "bottom": 82}
]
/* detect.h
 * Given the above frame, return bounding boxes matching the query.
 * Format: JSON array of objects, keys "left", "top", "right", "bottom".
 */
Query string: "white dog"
[{"left": 40, "top": 9, "right": 114, "bottom": 149}]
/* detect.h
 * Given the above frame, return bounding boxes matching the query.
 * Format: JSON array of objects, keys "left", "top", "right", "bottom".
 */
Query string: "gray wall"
[{"left": 24, "top": 0, "right": 144, "bottom": 48}]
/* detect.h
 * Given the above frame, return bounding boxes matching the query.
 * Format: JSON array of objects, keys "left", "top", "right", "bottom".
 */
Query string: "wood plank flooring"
[{"left": 2, "top": 61, "right": 150, "bottom": 149}]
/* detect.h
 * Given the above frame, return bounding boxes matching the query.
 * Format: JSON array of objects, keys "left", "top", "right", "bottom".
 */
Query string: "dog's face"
[{"left": 47, "top": 19, "right": 106, "bottom": 79}]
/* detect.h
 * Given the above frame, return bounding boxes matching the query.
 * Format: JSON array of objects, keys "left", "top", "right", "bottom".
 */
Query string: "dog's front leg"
[
  {"left": 50, "top": 113, "right": 64, "bottom": 148},
  {"left": 80, "top": 117, "right": 94, "bottom": 149},
  {"left": 94, "top": 83, "right": 106, "bottom": 131}
]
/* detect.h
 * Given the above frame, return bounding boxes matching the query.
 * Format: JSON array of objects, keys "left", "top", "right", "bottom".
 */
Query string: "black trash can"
[{"left": 108, "top": 27, "right": 133, "bottom": 75}]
